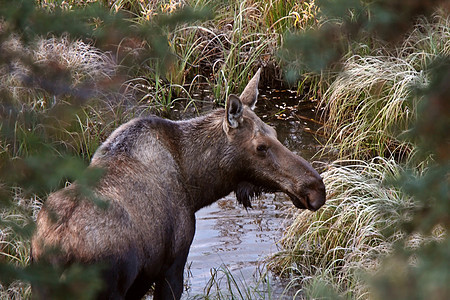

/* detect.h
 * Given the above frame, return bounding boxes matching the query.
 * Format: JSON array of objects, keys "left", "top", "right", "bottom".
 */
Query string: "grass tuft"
[
  {"left": 0, "top": 190, "right": 42, "bottom": 299},
  {"left": 270, "top": 158, "right": 413, "bottom": 299},
  {"left": 34, "top": 36, "right": 116, "bottom": 85},
  {"left": 270, "top": 157, "right": 446, "bottom": 298},
  {"left": 319, "top": 13, "right": 449, "bottom": 159}
]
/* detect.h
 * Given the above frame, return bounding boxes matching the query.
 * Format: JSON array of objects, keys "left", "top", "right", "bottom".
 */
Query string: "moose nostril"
[
  {"left": 307, "top": 191, "right": 326, "bottom": 211},
  {"left": 309, "top": 200, "right": 322, "bottom": 211}
]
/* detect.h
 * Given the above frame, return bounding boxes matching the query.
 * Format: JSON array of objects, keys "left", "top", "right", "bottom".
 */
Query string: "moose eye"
[{"left": 256, "top": 144, "right": 268, "bottom": 152}]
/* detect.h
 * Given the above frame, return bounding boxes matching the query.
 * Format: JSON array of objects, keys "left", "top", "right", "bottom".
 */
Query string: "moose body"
[{"left": 31, "top": 69, "right": 326, "bottom": 299}]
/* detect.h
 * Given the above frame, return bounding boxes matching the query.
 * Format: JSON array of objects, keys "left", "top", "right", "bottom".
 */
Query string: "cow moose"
[{"left": 31, "top": 68, "right": 326, "bottom": 299}]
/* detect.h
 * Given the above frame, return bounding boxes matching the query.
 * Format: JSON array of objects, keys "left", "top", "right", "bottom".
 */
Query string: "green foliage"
[
  {"left": 0, "top": 0, "right": 210, "bottom": 298},
  {"left": 274, "top": 1, "right": 449, "bottom": 299},
  {"left": 369, "top": 58, "right": 450, "bottom": 300}
]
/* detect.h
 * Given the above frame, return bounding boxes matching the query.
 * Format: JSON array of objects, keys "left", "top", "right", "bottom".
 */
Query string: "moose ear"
[
  {"left": 240, "top": 68, "right": 261, "bottom": 110},
  {"left": 225, "top": 94, "right": 243, "bottom": 129}
]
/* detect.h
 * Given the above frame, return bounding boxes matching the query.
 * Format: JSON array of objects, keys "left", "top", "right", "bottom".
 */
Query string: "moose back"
[{"left": 31, "top": 69, "right": 326, "bottom": 299}]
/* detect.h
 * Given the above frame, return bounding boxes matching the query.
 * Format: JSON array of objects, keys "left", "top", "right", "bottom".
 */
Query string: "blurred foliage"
[
  {"left": 280, "top": 0, "right": 449, "bottom": 299},
  {"left": 371, "top": 57, "right": 449, "bottom": 300},
  {"left": 281, "top": 0, "right": 449, "bottom": 79},
  {"left": 0, "top": 0, "right": 210, "bottom": 298}
]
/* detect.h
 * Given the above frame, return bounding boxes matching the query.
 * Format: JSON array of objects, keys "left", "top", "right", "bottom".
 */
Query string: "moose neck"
[{"left": 177, "top": 110, "right": 238, "bottom": 212}]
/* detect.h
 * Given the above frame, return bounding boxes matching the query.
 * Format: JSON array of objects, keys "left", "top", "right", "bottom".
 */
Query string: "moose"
[{"left": 31, "top": 68, "right": 326, "bottom": 299}]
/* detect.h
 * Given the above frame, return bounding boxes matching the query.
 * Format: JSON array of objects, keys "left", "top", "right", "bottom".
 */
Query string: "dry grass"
[
  {"left": 269, "top": 157, "right": 446, "bottom": 299},
  {"left": 319, "top": 13, "right": 450, "bottom": 160},
  {"left": 0, "top": 34, "right": 144, "bottom": 160},
  {"left": 0, "top": 35, "right": 117, "bottom": 104},
  {"left": 0, "top": 190, "right": 42, "bottom": 299},
  {"left": 269, "top": 158, "right": 414, "bottom": 299},
  {"left": 34, "top": 36, "right": 116, "bottom": 85}
]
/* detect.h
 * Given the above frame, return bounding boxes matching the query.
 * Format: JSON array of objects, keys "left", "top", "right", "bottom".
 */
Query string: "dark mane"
[{"left": 234, "top": 182, "right": 266, "bottom": 209}]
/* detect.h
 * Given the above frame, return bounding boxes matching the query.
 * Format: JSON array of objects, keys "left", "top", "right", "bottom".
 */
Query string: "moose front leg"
[{"left": 153, "top": 254, "right": 187, "bottom": 300}]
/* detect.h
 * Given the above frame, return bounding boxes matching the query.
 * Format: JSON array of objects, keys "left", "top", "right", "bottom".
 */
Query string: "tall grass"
[
  {"left": 319, "top": 13, "right": 449, "bottom": 159},
  {"left": 35, "top": 1, "right": 323, "bottom": 108},
  {"left": 262, "top": 0, "right": 319, "bottom": 35},
  {"left": 106, "top": 0, "right": 322, "bottom": 106},
  {"left": 268, "top": 158, "right": 443, "bottom": 299},
  {"left": 126, "top": 0, "right": 276, "bottom": 105},
  {"left": 203, "top": 0, "right": 272, "bottom": 101}
]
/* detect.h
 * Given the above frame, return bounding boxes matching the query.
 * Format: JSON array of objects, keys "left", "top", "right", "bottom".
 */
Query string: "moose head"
[{"left": 223, "top": 68, "right": 326, "bottom": 211}]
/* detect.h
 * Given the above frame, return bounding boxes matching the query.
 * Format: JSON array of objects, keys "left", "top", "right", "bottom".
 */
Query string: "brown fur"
[{"left": 31, "top": 69, "right": 326, "bottom": 299}]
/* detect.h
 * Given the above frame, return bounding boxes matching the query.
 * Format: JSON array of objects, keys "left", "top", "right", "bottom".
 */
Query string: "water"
[
  {"left": 184, "top": 194, "right": 292, "bottom": 298},
  {"left": 177, "top": 89, "right": 325, "bottom": 298}
]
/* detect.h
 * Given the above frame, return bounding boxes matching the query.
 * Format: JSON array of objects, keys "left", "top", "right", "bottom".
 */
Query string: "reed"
[
  {"left": 262, "top": 0, "right": 319, "bottom": 35},
  {"left": 189, "top": 264, "right": 274, "bottom": 300},
  {"left": 35, "top": 1, "right": 323, "bottom": 106},
  {"left": 207, "top": 0, "right": 272, "bottom": 102},
  {"left": 111, "top": 0, "right": 322, "bottom": 105}
]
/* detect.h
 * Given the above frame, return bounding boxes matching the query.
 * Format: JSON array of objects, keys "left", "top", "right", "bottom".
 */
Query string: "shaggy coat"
[{"left": 31, "top": 69, "right": 326, "bottom": 299}]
